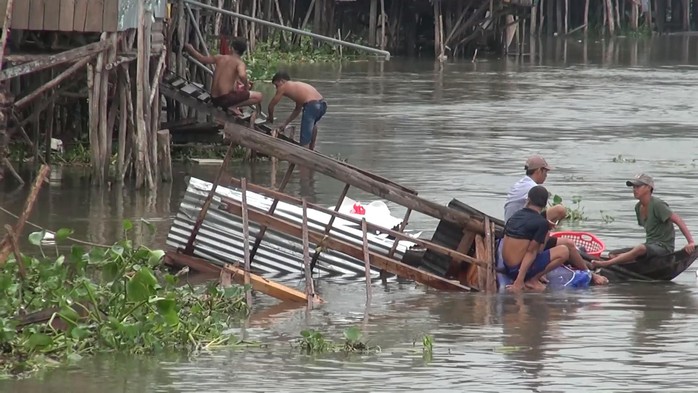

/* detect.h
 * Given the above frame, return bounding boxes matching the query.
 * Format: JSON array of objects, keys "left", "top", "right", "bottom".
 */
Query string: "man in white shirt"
[
  {"left": 504, "top": 155, "right": 566, "bottom": 224},
  {"left": 503, "top": 155, "right": 608, "bottom": 285}
]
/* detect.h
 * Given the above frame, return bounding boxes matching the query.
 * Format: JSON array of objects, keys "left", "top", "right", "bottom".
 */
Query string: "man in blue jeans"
[{"left": 267, "top": 71, "right": 327, "bottom": 150}]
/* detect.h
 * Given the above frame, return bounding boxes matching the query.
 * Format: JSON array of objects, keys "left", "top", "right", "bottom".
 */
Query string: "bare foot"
[
  {"left": 230, "top": 107, "right": 243, "bottom": 117},
  {"left": 539, "top": 276, "right": 549, "bottom": 284},
  {"left": 591, "top": 272, "right": 609, "bottom": 286},
  {"left": 525, "top": 279, "right": 547, "bottom": 292}
]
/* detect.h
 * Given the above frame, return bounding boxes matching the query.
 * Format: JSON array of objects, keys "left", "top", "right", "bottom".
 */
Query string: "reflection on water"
[{"left": 3, "top": 35, "right": 698, "bottom": 391}]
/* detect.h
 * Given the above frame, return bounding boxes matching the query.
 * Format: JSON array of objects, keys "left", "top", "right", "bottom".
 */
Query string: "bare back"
[
  {"left": 281, "top": 81, "right": 323, "bottom": 105},
  {"left": 211, "top": 55, "right": 245, "bottom": 97},
  {"left": 502, "top": 237, "right": 537, "bottom": 267}
]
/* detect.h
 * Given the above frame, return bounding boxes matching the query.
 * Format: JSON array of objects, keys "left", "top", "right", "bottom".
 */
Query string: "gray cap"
[{"left": 626, "top": 173, "right": 654, "bottom": 188}]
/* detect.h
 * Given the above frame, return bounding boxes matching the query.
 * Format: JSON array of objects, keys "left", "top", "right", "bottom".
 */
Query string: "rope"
[{"left": 0, "top": 205, "right": 111, "bottom": 248}]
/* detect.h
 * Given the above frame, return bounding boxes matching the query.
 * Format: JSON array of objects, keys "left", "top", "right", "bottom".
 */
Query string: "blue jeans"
[{"left": 300, "top": 100, "right": 327, "bottom": 146}]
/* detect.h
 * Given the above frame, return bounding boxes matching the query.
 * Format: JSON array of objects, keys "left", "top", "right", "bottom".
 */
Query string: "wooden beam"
[
  {"left": 164, "top": 252, "right": 318, "bottom": 303},
  {"left": 160, "top": 83, "right": 417, "bottom": 195},
  {"left": 159, "top": 87, "right": 483, "bottom": 232},
  {"left": 0, "top": 0, "right": 15, "bottom": 68},
  {"left": 222, "top": 197, "right": 472, "bottom": 291},
  {"left": 227, "top": 177, "right": 490, "bottom": 269},
  {"left": 0, "top": 40, "right": 108, "bottom": 81},
  {"left": 14, "top": 54, "right": 93, "bottom": 110}
]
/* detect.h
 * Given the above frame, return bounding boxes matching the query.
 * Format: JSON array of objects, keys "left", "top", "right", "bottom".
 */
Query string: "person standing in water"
[{"left": 267, "top": 71, "right": 327, "bottom": 150}]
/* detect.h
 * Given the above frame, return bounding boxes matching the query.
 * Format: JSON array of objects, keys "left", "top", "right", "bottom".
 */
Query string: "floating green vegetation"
[
  {"left": 612, "top": 154, "right": 636, "bottom": 163},
  {"left": 0, "top": 220, "right": 249, "bottom": 379},
  {"left": 600, "top": 210, "right": 616, "bottom": 224},
  {"left": 297, "top": 326, "right": 379, "bottom": 354},
  {"left": 551, "top": 194, "right": 587, "bottom": 223}
]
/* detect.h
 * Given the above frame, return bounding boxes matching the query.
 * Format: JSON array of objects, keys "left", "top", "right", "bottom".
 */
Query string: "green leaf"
[
  {"left": 102, "top": 262, "right": 119, "bottom": 283},
  {"left": 59, "top": 306, "right": 80, "bottom": 325},
  {"left": 553, "top": 195, "right": 563, "bottom": 205},
  {"left": 28, "top": 231, "right": 45, "bottom": 246},
  {"left": 110, "top": 245, "right": 124, "bottom": 257},
  {"left": 67, "top": 353, "right": 83, "bottom": 362},
  {"left": 127, "top": 268, "right": 157, "bottom": 302},
  {"left": 70, "top": 327, "right": 88, "bottom": 340},
  {"left": 155, "top": 299, "right": 179, "bottom": 326},
  {"left": 55, "top": 228, "right": 74, "bottom": 241},
  {"left": 27, "top": 333, "right": 53, "bottom": 348},
  {"left": 343, "top": 326, "right": 362, "bottom": 343},
  {"left": 147, "top": 250, "right": 165, "bottom": 267},
  {"left": 122, "top": 219, "right": 133, "bottom": 232}
]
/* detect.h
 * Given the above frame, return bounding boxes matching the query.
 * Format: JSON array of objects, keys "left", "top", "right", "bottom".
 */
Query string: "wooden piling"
[
  {"left": 301, "top": 198, "right": 315, "bottom": 307},
  {"left": 157, "top": 130, "right": 172, "bottom": 182},
  {"left": 361, "top": 218, "right": 372, "bottom": 303},
  {"left": 0, "top": 164, "right": 50, "bottom": 264},
  {"left": 241, "top": 178, "right": 253, "bottom": 307}
]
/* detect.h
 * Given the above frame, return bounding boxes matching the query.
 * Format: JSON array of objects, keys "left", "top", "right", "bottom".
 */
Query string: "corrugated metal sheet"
[
  {"left": 118, "top": 0, "right": 167, "bottom": 31},
  {"left": 166, "top": 177, "right": 418, "bottom": 277}
]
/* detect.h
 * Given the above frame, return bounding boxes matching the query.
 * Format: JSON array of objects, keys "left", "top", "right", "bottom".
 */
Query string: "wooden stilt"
[
  {"left": 361, "top": 218, "right": 372, "bottom": 303},
  {"left": 241, "top": 178, "right": 253, "bottom": 307},
  {"left": 309, "top": 183, "right": 350, "bottom": 270},
  {"left": 301, "top": 198, "right": 315, "bottom": 307}
]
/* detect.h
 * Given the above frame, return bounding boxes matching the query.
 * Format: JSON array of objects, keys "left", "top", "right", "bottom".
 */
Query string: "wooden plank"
[
  {"left": 102, "top": 0, "right": 118, "bottom": 32},
  {"left": 9, "top": 0, "right": 28, "bottom": 29},
  {"left": 84, "top": 0, "right": 104, "bottom": 32},
  {"left": 0, "top": 1, "right": 7, "bottom": 26},
  {"left": 27, "top": 0, "right": 44, "bottom": 30},
  {"left": 163, "top": 85, "right": 484, "bottom": 233},
  {"left": 222, "top": 197, "right": 472, "bottom": 291},
  {"left": 43, "top": 0, "right": 60, "bottom": 31},
  {"left": 72, "top": 0, "right": 88, "bottom": 32},
  {"left": 472, "top": 235, "right": 486, "bottom": 291},
  {"left": 59, "top": 0, "right": 75, "bottom": 31},
  {"left": 0, "top": 40, "right": 109, "bottom": 82},
  {"left": 164, "top": 252, "right": 316, "bottom": 304}
]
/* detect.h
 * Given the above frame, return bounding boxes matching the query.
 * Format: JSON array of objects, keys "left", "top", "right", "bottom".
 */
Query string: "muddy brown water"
[{"left": 3, "top": 35, "right": 698, "bottom": 391}]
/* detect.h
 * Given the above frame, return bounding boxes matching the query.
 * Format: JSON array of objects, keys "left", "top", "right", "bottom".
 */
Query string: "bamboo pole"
[
  {"left": 0, "top": 0, "right": 15, "bottom": 68},
  {"left": 14, "top": 55, "right": 94, "bottom": 110},
  {"left": 242, "top": 178, "right": 253, "bottom": 307},
  {"left": 301, "top": 198, "right": 315, "bottom": 308},
  {"left": 309, "top": 183, "right": 350, "bottom": 270},
  {"left": 369, "top": 0, "right": 377, "bottom": 46},
  {"left": 361, "top": 218, "right": 372, "bottom": 304},
  {"left": 0, "top": 165, "right": 50, "bottom": 264},
  {"left": 117, "top": 70, "right": 127, "bottom": 181},
  {"left": 584, "top": 0, "right": 590, "bottom": 33}
]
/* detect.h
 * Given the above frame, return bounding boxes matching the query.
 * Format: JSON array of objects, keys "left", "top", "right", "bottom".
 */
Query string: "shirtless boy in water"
[
  {"left": 502, "top": 186, "right": 592, "bottom": 292},
  {"left": 184, "top": 38, "right": 262, "bottom": 116},
  {"left": 267, "top": 71, "right": 327, "bottom": 149}
]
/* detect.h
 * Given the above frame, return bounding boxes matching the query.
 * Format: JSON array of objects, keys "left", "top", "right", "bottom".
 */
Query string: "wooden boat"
[{"left": 597, "top": 248, "right": 698, "bottom": 282}]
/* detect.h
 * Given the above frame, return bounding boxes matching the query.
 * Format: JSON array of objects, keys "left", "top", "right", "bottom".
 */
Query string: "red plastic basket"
[{"left": 551, "top": 231, "right": 606, "bottom": 258}]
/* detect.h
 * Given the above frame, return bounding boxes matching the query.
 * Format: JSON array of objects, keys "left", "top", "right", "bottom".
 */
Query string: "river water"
[{"left": 3, "top": 35, "right": 698, "bottom": 391}]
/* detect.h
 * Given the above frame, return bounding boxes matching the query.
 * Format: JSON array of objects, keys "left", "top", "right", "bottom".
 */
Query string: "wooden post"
[
  {"left": 241, "top": 178, "right": 253, "bottom": 307},
  {"left": 584, "top": 0, "right": 590, "bottom": 33},
  {"left": 369, "top": 0, "right": 377, "bottom": 46},
  {"left": 183, "top": 142, "right": 236, "bottom": 254},
  {"left": 157, "top": 130, "right": 172, "bottom": 182},
  {"left": 380, "top": 0, "right": 386, "bottom": 50},
  {"left": 0, "top": 0, "right": 16, "bottom": 68},
  {"left": 530, "top": 0, "right": 537, "bottom": 36},
  {"left": 361, "top": 218, "right": 372, "bottom": 304},
  {"left": 564, "top": 0, "right": 569, "bottom": 35},
  {"left": 0, "top": 165, "right": 50, "bottom": 264},
  {"left": 309, "top": 183, "right": 350, "bottom": 270},
  {"left": 117, "top": 69, "right": 128, "bottom": 181},
  {"left": 301, "top": 198, "right": 315, "bottom": 308}
]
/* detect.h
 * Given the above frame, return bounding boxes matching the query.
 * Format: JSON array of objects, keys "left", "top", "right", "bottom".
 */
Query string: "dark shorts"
[
  {"left": 644, "top": 243, "right": 672, "bottom": 258},
  {"left": 212, "top": 90, "right": 250, "bottom": 109},
  {"left": 300, "top": 100, "right": 327, "bottom": 146},
  {"left": 504, "top": 249, "right": 552, "bottom": 281}
]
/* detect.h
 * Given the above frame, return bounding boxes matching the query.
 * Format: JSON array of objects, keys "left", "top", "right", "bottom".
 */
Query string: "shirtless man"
[
  {"left": 504, "top": 155, "right": 608, "bottom": 285},
  {"left": 502, "top": 186, "right": 592, "bottom": 292},
  {"left": 267, "top": 71, "right": 327, "bottom": 149},
  {"left": 592, "top": 174, "right": 695, "bottom": 268},
  {"left": 184, "top": 38, "right": 262, "bottom": 116}
]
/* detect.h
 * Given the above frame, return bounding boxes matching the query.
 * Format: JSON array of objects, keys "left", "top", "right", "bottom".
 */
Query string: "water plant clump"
[
  {"left": 0, "top": 220, "right": 249, "bottom": 379},
  {"left": 297, "top": 326, "right": 380, "bottom": 354},
  {"left": 550, "top": 194, "right": 587, "bottom": 223}
]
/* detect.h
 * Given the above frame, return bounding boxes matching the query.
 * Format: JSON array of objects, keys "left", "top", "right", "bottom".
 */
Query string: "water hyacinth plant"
[{"left": 0, "top": 220, "right": 249, "bottom": 378}]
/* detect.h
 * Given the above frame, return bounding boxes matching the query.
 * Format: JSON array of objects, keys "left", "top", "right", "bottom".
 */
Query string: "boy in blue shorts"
[
  {"left": 267, "top": 71, "right": 327, "bottom": 150},
  {"left": 502, "top": 186, "right": 590, "bottom": 292}
]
